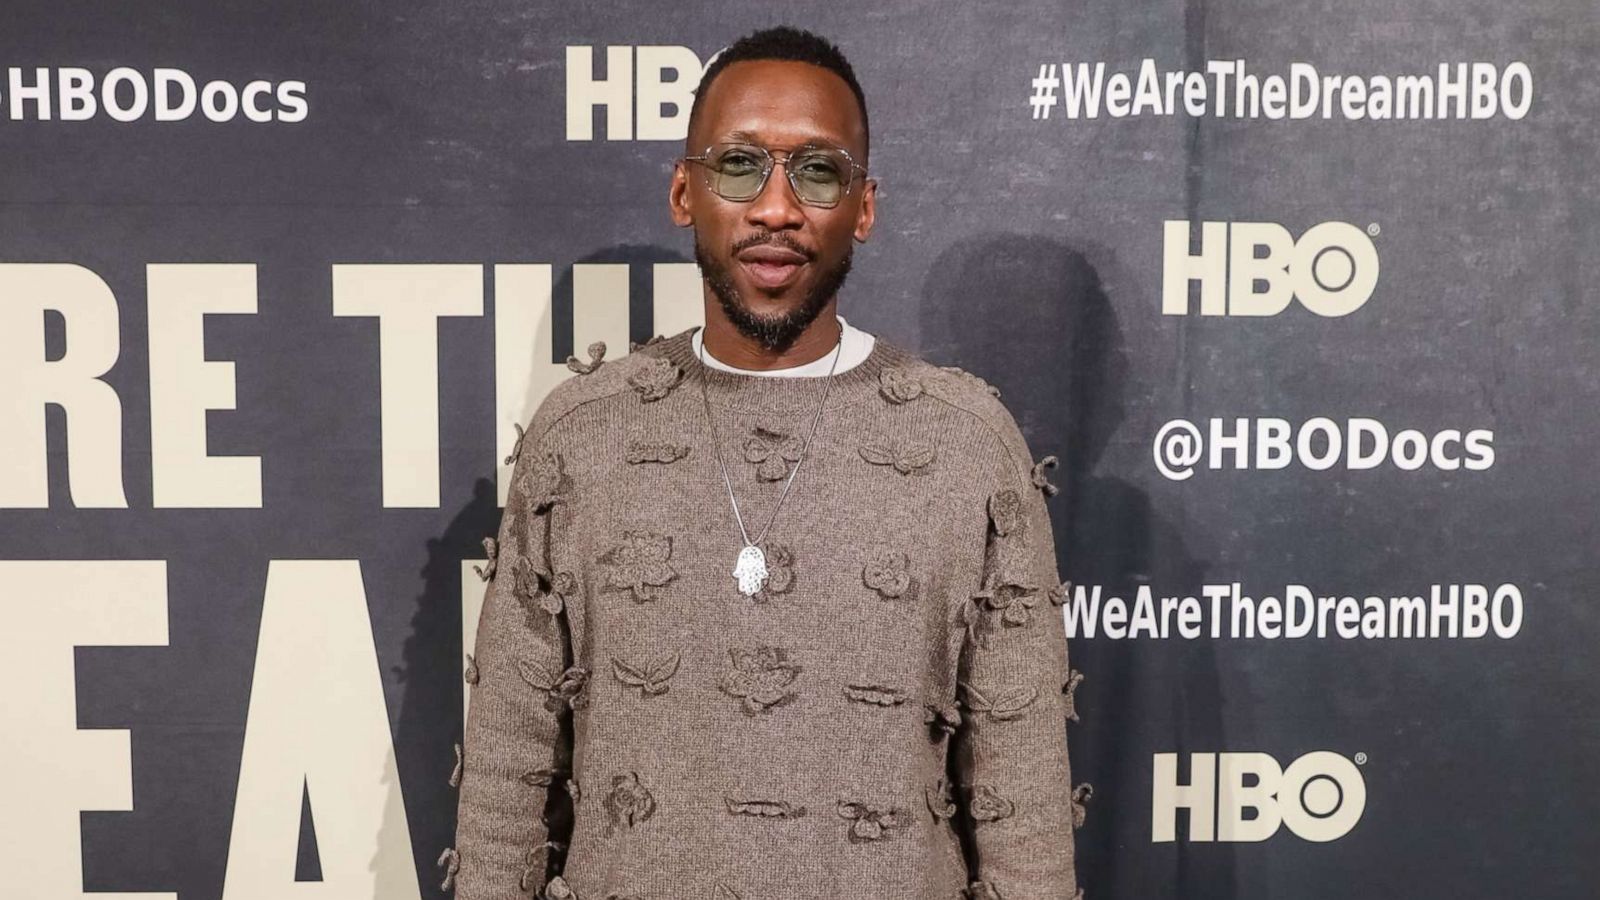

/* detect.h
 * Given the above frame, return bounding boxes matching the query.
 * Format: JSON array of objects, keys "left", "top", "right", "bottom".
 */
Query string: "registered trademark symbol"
[
  {"left": 1367, "top": 223, "right": 1380, "bottom": 237},
  {"left": 1354, "top": 752, "right": 1368, "bottom": 765}
]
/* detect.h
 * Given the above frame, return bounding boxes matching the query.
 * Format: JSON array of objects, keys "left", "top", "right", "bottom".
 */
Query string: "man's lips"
[
  {"left": 735, "top": 245, "right": 810, "bottom": 289},
  {"left": 739, "top": 257, "right": 807, "bottom": 289},
  {"left": 738, "top": 245, "right": 809, "bottom": 265}
]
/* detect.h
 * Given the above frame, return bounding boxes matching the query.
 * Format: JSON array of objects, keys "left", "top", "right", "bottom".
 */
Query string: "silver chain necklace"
[{"left": 696, "top": 319, "right": 844, "bottom": 596}]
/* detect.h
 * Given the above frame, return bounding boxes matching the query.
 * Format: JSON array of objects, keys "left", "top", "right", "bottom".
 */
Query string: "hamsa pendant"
[{"left": 732, "top": 544, "right": 769, "bottom": 596}]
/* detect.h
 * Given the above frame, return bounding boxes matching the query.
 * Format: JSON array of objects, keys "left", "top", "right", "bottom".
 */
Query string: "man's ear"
[
  {"left": 669, "top": 161, "right": 693, "bottom": 227},
  {"left": 853, "top": 177, "right": 878, "bottom": 243}
]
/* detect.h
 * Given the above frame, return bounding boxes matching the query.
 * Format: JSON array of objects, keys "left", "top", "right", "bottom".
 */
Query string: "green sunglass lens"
[
  {"left": 710, "top": 148, "right": 765, "bottom": 199},
  {"left": 792, "top": 153, "right": 846, "bottom": 204}
]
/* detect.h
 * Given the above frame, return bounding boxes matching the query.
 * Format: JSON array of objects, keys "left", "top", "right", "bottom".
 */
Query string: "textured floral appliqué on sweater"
[{"left": 452, "top": 327, "right": 1083, "bottom": 900}]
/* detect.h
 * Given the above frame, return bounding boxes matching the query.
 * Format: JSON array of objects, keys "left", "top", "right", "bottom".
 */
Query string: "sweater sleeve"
[
  {"left": 448, "top": 425, "right": 575, "bottom": 899},
  {"left": 952, "top": 425, "right": 1084, "bottom": 900}
]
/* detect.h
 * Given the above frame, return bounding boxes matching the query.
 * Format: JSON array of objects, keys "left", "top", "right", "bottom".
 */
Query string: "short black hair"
[{"left": 687, "top": 25, "right": 869, "bottom": 162}]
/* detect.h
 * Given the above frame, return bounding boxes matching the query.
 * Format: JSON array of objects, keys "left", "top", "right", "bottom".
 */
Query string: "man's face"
[{"left": 669, "top": 59, "right": 877, "bottom": 352}]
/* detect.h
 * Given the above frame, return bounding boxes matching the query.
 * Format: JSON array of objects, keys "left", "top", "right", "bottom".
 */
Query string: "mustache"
[{"left": 733, "top": 233, "right": 814, "bottom": 261}]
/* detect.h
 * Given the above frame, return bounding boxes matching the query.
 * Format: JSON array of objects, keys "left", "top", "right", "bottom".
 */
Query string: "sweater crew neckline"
[{"left": 657, "top": 324, "right": 898, "bottom": 413}]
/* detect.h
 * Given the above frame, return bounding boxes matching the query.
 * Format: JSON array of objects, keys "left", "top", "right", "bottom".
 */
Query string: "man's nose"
[{"left": 744, "top": 160, "right": 808, "bottom": 230}]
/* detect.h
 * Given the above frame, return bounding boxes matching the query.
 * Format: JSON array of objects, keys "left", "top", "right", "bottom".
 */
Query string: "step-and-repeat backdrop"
[{"left": 3, "top": 1, "right": 1596, "bottom": 898}]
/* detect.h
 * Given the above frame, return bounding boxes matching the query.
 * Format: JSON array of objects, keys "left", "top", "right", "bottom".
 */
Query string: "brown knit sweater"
[{"left": 445, "top": 325, "right": 1085, "bottom": 900}]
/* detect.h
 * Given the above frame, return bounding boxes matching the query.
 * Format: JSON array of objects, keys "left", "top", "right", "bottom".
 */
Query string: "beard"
[{"left": 694, "top": 233, "right": 853, "bottom": 354}]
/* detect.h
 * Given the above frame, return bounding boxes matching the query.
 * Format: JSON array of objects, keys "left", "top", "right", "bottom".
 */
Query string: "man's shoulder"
[
  {"left": 883, "top": 338, "right": 1019, "bottom": 428},
  {"left": 877, "top": 340, "right": 1039, "bottom": 480},
  {"left": 521, "top": 329, "right": 690, "bottom": 443}
]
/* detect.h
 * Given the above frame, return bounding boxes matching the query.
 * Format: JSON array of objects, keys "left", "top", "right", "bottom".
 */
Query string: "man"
[{"left": 445, "top": 25, "right": 1087, "bottom": 900}]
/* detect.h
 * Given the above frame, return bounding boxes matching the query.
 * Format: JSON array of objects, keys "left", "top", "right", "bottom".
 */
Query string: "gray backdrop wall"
[{"left": 2, "top": 1, "right": 1596, "bottom": 898}]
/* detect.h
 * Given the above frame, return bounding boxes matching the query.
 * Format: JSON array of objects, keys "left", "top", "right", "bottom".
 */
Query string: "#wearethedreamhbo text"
[
  {"left": 1063, "top": 582, "right": 1523, "bottom": 640},
  {"left": 1032, "top": 59, "right": 1532, "bottom": 121}
]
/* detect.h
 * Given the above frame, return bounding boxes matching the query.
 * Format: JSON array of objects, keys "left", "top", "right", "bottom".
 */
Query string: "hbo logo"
[
  {"left": 1162, "top": 221, "right": 1380, "bottom": 317},
  {"left": 1152, "top": 751, "right": 1366, "bottom": 842}
]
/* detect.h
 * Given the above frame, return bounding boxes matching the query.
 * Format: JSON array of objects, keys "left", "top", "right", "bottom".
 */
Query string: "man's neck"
[{"left": 699, "top": 303, "right": 843, "bottom": 371}]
